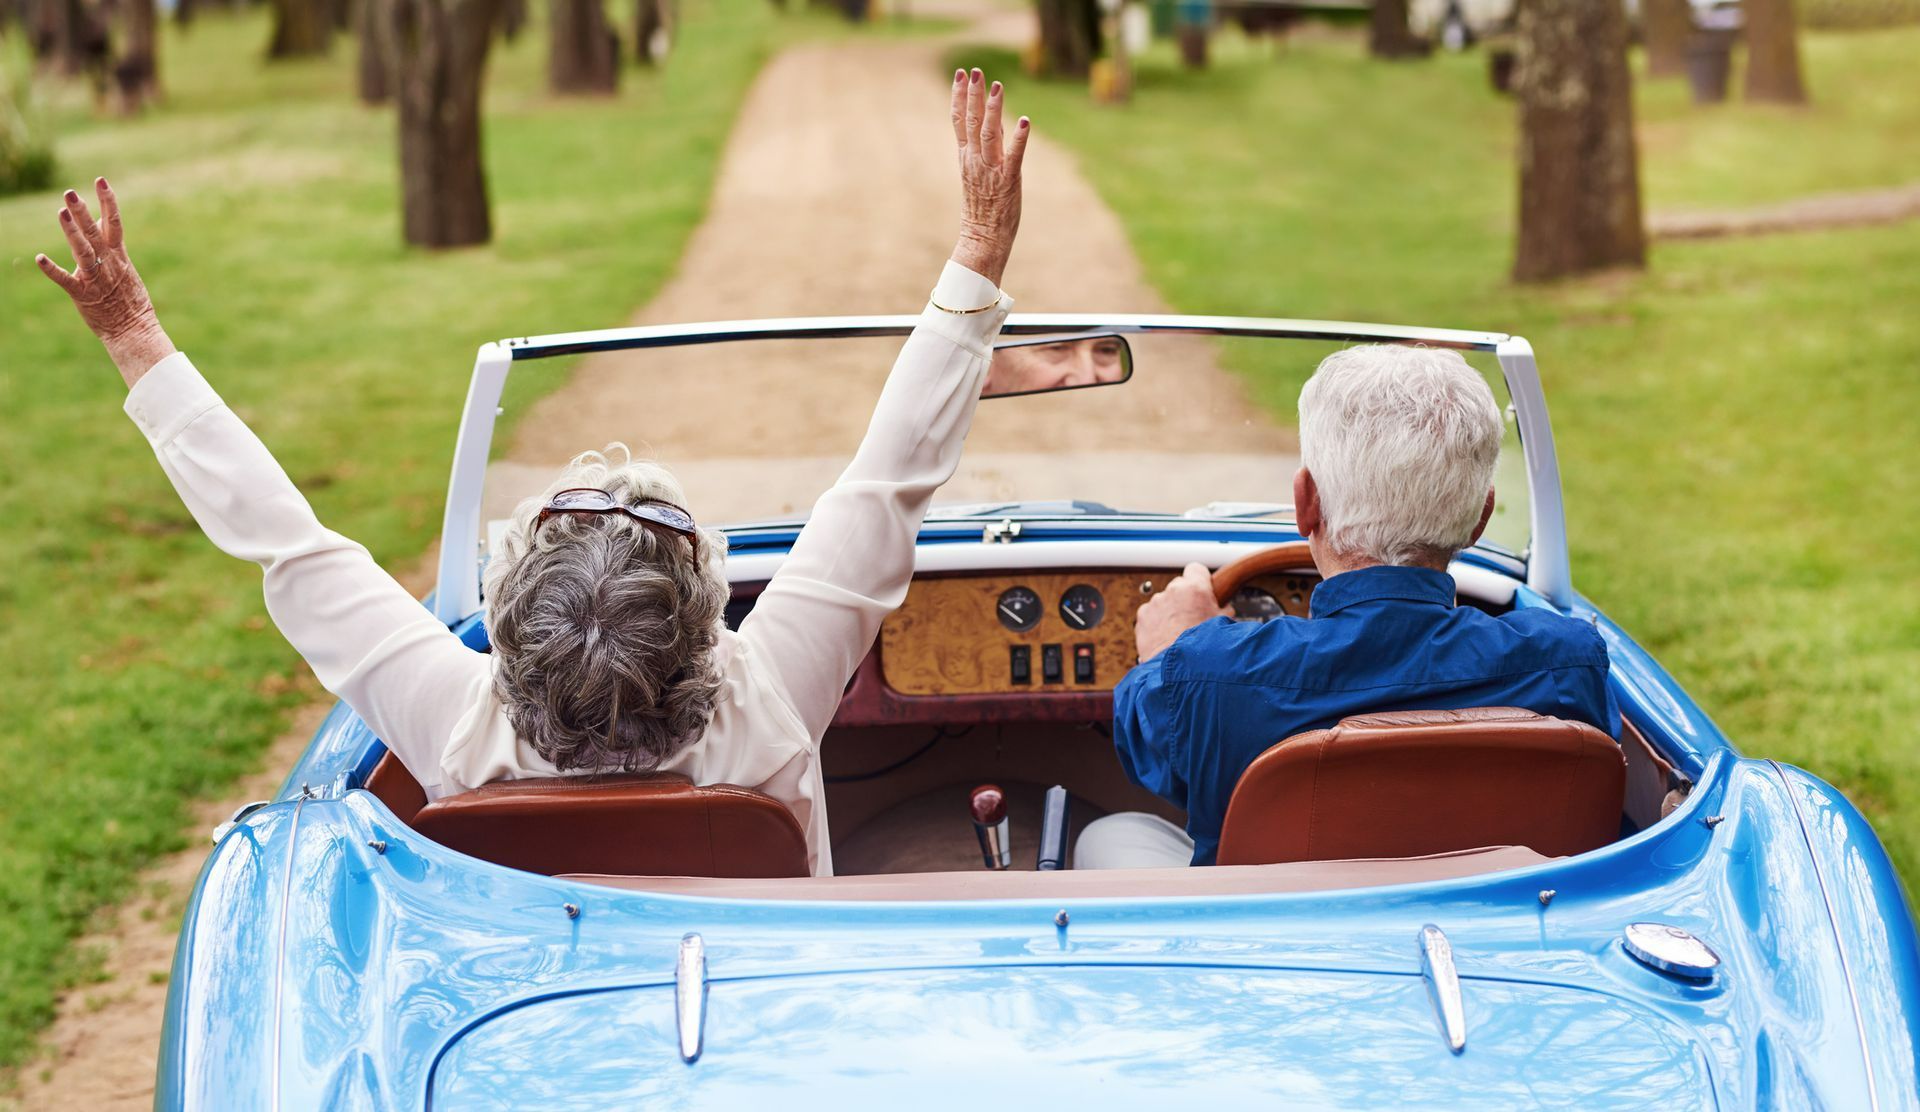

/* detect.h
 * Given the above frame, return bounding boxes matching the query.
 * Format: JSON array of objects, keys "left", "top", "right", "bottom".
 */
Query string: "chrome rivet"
[
  {"left": 1537, "top": 888, "right": 1556, "bottom": 906},
  {"left": 563, "top": 903, "right": 580, "bottom": 919},
  {"left": 366, "top": 839, "right": 387, "bottom": 854},
  {"left": 1054, "top": 909, "right": 1070, "bottom": 928},
  {"left": 1701, "top": 815, "right": 1725, "bottom": 828}
]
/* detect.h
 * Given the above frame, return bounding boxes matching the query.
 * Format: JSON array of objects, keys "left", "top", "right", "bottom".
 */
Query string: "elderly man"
[{"left": 1078, "top": 345, "right": 1620, "bottom": 870}]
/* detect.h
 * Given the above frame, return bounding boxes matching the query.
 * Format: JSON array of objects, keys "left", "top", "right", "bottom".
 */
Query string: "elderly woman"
[{"left": 38, "top": 69, "right": 1030, "bottom": 877}]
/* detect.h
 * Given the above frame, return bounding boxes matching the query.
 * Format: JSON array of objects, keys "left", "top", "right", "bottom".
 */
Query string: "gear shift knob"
[{"left": 971, "top": 784, "right": 1010, "bottom": 870}]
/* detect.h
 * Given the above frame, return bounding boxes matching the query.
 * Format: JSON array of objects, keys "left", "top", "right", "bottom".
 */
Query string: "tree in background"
[
  {"left": 392, "top": 0, "right": 497, "bottom": 246},
  {"left": 497, "top": 0, "right": 526, "bottom": 39},
  {"left": 1035, "top": 0, "right": 1099, "bottom": 79},
  {"left": 1640, "top": 0, "right": 1691, "bottom": 78},
  {"left": 1511, "top": 0, "right": 1645, "bottom": 281},
  {"left": 356, "top": 0, "right": 392, "bottom": 102},
  {"left": 269, "top": 0, "right": 332, "bottom": 56},
  {"left": 548, "top": 0, "right": 618, "bottom": 93},
  {"left": 1745, "top": 0, "right": 1808, "bottom": 103},
  {"left": 34, "top": 0, "right": 110, "bottom": 79},
  {"left": 1368, "top": 0, "right": 1429, "bottom": 59},
  {"left": 116, "top": 0, "right": 160, "bottom": 110},
  {"left": 633, "top": 0, "right": 668, "bottom": 65}
]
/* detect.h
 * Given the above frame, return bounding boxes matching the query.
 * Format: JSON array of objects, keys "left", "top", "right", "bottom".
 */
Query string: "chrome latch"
[
  {"left": 676, "top": 932, "right": 708, "bottom": 1063},
  {"left": 982, "top": 518, "right": 1022, "bottom": 544},
  {"left": 1418, "top": 924, "right": 1467, "bottom": 1054},
  {"left": 210, "top": 799, "right": 272, "bottom": 844}
]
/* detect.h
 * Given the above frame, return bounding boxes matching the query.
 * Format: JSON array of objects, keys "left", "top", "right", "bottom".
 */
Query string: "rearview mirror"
[{"left": 984, "top": 333, "right": 1134, "bottom": 400}]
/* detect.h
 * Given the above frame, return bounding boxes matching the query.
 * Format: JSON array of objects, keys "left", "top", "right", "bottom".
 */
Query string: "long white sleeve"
[
  {"left": 737, "top": 261, "right": 1011, "bottom": 740},
  {"left": 123, "top": 259, "right": 1011, "bottom": 876},
  {"left": 123, "top": 353, "right": 490, "bottom": 798}
]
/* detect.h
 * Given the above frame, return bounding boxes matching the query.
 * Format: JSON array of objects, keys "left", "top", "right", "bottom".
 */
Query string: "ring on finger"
[{"left": 85, "top": 256, "right": 103, "bottom": 270}]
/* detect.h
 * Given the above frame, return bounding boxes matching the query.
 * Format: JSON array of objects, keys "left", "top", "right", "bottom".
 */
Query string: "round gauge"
[
  {"left": 995, "top": 586, "right": 1042, "bottom": 632},
  {"left": 1230, "top": 586, "right": 1286, "bottom": 623},
  {"left": 1058, "top": 584, "right": 1106, "bottom": 630}
]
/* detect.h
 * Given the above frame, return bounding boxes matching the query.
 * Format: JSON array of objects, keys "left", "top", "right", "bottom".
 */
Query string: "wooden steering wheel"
[{"left": 1211, "top": 541, "right": 1317, "bottom": 607}]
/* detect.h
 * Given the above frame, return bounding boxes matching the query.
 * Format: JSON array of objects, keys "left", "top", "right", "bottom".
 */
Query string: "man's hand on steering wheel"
[
  {"left": 1135, "top": 563, "right": 1233, "bottom": 663},
  {"left": 948, "top": 67, "right": 1028, "bottom": 287}
]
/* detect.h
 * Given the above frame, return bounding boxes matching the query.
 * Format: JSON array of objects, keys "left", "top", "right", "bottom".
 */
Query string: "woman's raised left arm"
[
  {"left": 37, "top": 180, "right": 177, "bottom": 388},
  {"left": 38, "top": 181, "right": 489, "bottom": 797}
]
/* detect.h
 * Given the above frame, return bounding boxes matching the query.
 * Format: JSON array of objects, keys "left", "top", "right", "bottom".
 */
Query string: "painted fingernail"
[
  {"left": 65, "top": 189, "right": 78, "bottom": 203},
  {"left": 1019, "top": 117, "right": 1030, "bottom": 128},
  {"left": 955, "top": 69, "right": 964, "bottom": 82},
  {"left": 59, "top": 209, "right": 71, "bottom": 222},
  {"left": 972, "top": 69, "right": 982, "bottom": 83},
  {"left": 991, "top": 81, "right": 1002, "bottom": 94}
]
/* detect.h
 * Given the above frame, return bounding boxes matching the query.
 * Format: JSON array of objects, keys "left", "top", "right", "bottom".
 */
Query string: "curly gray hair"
[{"left": 483, "top": 445, "right": 730, "bottom": 773}]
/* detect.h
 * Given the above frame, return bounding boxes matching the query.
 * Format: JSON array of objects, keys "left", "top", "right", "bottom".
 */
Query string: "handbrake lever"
[{"left": 1037, "top": 785, "right": 1071, "bottom": 871}]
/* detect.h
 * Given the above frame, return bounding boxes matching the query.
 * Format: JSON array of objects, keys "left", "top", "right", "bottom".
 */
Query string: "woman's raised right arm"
[{"left": 40, "top": 181, "right": 487, "bottom": 796}]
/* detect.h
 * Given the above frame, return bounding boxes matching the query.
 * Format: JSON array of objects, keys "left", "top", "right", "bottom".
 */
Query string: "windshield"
[{"left": 492, "top": 331, "right": 1529, "bottom": 559}]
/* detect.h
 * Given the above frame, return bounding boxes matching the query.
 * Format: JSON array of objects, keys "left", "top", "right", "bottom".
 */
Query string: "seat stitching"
[{"left": 1304, "top": 730, "right": 1331, "bottom": 860}]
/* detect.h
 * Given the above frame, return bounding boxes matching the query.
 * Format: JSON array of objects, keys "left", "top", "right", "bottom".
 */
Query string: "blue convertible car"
[{"left": 160, "top": 316, "right": 1920, "bottom": 1109}]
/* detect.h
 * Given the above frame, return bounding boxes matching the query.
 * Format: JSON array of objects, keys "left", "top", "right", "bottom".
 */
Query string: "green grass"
[
  {"left": 0, "top": 0, "right": 892, "bottom": 1073},
  {"left": 950, "top": 28, "right": 1920, "bottom": 884}
]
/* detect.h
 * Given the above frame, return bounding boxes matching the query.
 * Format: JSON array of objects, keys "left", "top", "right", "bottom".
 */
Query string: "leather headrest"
[{"left": 1218, "top": 708, "right": 1624, "bottom": 866}]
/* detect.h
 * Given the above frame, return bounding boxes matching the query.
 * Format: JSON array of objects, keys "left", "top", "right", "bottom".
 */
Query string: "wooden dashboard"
[{"left": 878, "top": 568, "right": 1320, "bottom": 697}]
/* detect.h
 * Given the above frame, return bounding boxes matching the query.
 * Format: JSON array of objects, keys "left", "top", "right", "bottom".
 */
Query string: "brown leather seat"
[
  {"left": 365, "top": 754, "right": 809, "bottom": 878},
  {"left": 1216, "top": 708, "right": 1625, "bottom": 866}
]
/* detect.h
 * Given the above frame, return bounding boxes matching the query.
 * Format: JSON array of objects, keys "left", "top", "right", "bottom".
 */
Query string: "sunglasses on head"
[{"left": 535, "top": 488, "right": 698, "bottom": 538}]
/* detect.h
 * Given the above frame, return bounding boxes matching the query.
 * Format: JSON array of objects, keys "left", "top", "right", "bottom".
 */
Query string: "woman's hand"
[
  {"left": 36, "top": 178, "right": 176, "bottom": 388},
  {"left": 948, "top": 68, "right": 1028, "bottom": 288}
]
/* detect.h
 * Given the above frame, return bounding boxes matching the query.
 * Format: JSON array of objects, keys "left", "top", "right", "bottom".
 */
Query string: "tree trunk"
[
  {"left": 356, "top": 0, "right": 391, "bottom": 102},
  {"left": 1744, "top": 0, "right": 1807, "bottom": 104},
  {"left": 632, "top": 0, "right": 667, "bottom": 65},
  {"left": 392, "top": 0, "right": 496, "bottom": 247},
  {"left": 46, "top": 0, "right": 100, "bottom": 76},
  {"left": 1035, "top": 0, "right": 1099, "bottom": 79},
  {"left": 116, "top": 0, "right": 159, "bottom": 110},
  {"left": 547, "top": 0, "right": 617, "bottom": 93},
  {"left": 268, "top": 0, "right": 331, "bottom": 56},
  {"left": 1512, "top": 0, "right": 1646, "bottom": 282},
  {"left": 1641, "top": 0, "right": 1690, "bottom": 77},
  {"left": 1368, "top": 0, "right": 1429, "bottom": 59},
  {"left": 496, "top": 0, "right": 525, "bottom": 40}
]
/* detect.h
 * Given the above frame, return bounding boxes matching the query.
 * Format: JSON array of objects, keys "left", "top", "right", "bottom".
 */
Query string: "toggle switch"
[
  {"left": 1009, "top": 645, "right": 1031, "bottom": 685},
  {"left": 1073, "top": 643, "right": 1095, "bottom": 684},
  {"left": 1041, "top": 643, "right": 1064, "bottom": 684}
]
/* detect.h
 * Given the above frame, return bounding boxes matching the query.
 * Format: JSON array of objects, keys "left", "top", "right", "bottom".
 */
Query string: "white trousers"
[{"left": 1074, "top": 812, "right": 1195, "bottom": 870}]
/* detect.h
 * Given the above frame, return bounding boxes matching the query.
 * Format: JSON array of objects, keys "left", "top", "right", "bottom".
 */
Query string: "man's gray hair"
[
  {"left": 483, "top": 445, "right": 730, "bottom": 773},
  {"left": 1298, "top": 345, "right": 1503, "bottom": 567}
]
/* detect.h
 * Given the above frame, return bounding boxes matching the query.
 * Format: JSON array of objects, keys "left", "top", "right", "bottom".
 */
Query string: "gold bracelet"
[{"left": 929, "top": 288, "right": 1002, "bottom": 315}]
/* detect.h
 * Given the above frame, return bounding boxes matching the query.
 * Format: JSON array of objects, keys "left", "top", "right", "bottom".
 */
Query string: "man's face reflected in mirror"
[{"left": 984, "top": 335, "right": 1131, "bottom": 398}]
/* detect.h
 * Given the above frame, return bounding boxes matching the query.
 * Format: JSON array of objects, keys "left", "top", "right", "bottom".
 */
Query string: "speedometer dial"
[
  {"left": 1058, "top": 584, "right": 1106, "bottom": 630},
  {"left": 996, "top": 586, "right": 1042, "bottom": 632},
  {"left": 1231, "top": 586, "right": 1286, "bottom": 622}
]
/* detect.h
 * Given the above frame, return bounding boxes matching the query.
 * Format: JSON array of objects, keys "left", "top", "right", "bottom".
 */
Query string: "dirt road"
[
  {"left": 486, "top": 7, "right": 1288, "bottom": 522},
  {"left": 6, "top": 7, "right": 1285, "bottom": 1107}
]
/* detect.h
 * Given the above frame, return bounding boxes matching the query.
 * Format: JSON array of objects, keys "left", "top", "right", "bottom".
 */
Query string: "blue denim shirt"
[{"left": 1111, "top": 565, "right": 1620, "bottom": 866}]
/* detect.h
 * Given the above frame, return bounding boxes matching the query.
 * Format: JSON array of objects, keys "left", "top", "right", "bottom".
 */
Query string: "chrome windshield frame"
[{"left": 433, "top": 315, "right": 1570, "bottom": 623}]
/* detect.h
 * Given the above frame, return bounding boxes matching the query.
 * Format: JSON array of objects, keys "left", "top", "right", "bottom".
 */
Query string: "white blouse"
[{"left": 125, "top": 260, "right": 1013, "bottom": 876}]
